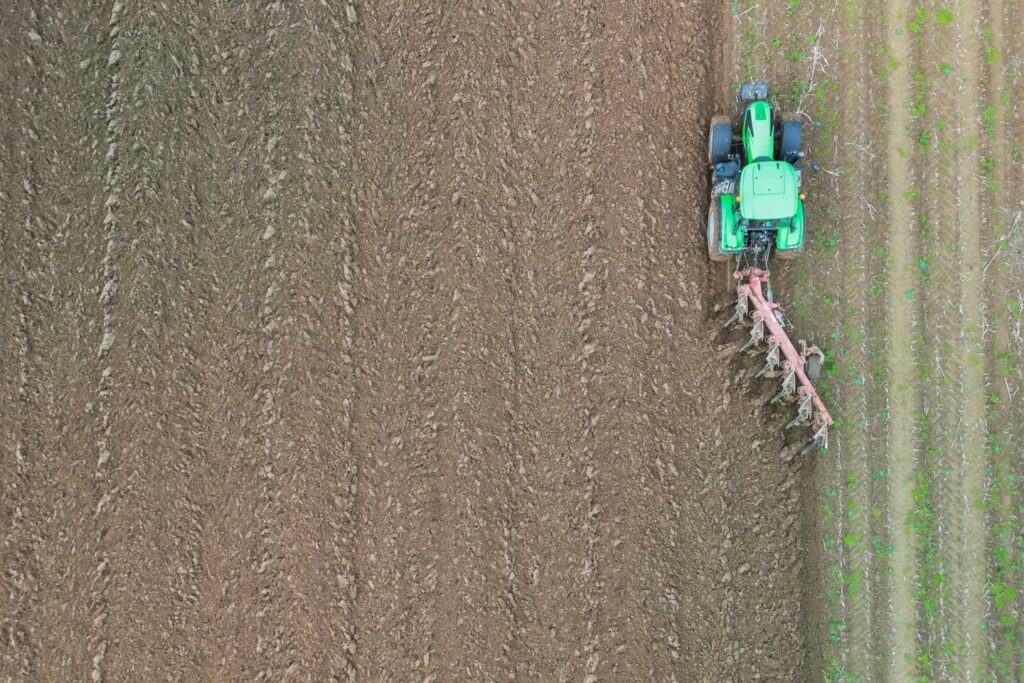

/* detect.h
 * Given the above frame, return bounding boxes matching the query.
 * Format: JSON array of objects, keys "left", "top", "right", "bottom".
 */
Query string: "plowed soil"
[{"left": 1, "top": 1, "right": 816, "bottom": 680}]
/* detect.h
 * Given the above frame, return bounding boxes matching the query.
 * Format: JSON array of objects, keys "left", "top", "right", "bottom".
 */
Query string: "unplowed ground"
[
  {"left": 728, "top": 0, "right": 1024, "bottom": 679},
  {"left": 1, "top": 1, "right": 817, "bottom": 681}
]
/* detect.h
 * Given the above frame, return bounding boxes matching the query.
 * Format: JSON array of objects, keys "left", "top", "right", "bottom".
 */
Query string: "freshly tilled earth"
[{"left": 0, "top": 1, "right": 813, "bottom": 680}]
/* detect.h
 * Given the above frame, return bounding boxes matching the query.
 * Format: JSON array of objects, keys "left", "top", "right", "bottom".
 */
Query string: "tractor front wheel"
[
  {"left": 707, "top": 200, "right": 729, "bottom": 262},
  {"left": 708, "top": 115, "right": 733, "bottom": 165},
  {"left": 778, "top": 112, "right": 803, "bottom": 162}
]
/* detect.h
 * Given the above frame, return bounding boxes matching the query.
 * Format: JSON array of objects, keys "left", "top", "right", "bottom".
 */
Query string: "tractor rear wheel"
[
  {"left": 776, "top": 248, "right": 800, "bottom": 261},
  {"left": 708, "top": 115, "right": 732, "bottom": 165},
  {"left": 707, "top": 199, "right": 729, "bottom": 262}
]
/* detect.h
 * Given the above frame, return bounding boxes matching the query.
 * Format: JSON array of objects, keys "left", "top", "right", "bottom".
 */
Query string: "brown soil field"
[
  {"left": 1, "top": 1, "right": 823, "bottom": 681},
  {"left": 8, "top": 0, "right": 1020, "bottom": 680}
]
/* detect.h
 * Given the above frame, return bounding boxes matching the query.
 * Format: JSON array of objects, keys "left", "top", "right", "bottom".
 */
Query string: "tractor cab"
[{"left": 707, "top": 83, "right": 806, "bottom": 261}]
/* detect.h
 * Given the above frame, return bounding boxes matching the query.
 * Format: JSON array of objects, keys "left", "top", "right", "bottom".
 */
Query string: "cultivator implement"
[{"left": 725, "top": 265, "right": 833, "bottom": 455}]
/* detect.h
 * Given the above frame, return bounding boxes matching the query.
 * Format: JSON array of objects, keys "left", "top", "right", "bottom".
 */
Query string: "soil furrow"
[
  {"left": 573, "top": 3, "right": 604, "bottom": 678},
  {"left": 0, "top": 5, "right": 46, "bottom": 677},
  {"left": 247, "top": 5, "right": 361, "bottom": 677},
  {"left": 89, "top": 3, "right": 127, "bottom": 674},
  {"left": 201, "top": 4, "right": 364, "bottom": 677},
  {"left": 187, "top": 7, "right": 299, "bottom": 677},
  {"left": 832, "top": 0, "right": 878, "bottom": 674},
  {"left": 502, "top": 3, "right": 596, "bottom": 678},
  {"left": 585, "top": 1, "right": 723, "bottom": 676},
  {"left": 421, "top": 5, "right": 523, "bottom": 677},
  {"left": 86, "top": 3, "right": 218, "bottom": 677},
  {"left": 348, "top": 3, "right": 453, "bottom": 678},
  {"left": 2, "top": 3, "right": 121, "bottom": 678}
]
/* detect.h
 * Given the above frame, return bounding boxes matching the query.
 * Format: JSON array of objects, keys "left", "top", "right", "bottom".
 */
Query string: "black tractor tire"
[
  {"left": 776, "top": 247, "right": 800, "bottom": 261},
  {"left": 708, "top": 115, "right": 733, "bottom": 165},
  {"left": 778, "top": 112, "right": 803, "bottom": 162},
  {"left": 707, "top": 199, "right": 729, "bottom": 262}
]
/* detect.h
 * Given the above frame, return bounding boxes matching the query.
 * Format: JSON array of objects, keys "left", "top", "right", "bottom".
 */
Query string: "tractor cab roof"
[{"left": 739, "top": 161, "right": 799, "bottom": 221}]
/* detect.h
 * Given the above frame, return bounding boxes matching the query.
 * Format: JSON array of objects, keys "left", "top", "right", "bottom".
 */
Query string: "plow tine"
[
  {"left": 738, "top": 335, "right": 759, "bottom": 354},
  {"left": 724, "top": 288, "right": 749, "bottom": 329},
  {"left": 724, "top": 309, "right": 744, "bottom": 329},
  {"left": 738, "top": 315, "right": 765, "bottom": 353},
  {"left": 769, "top": 367, "right": 796, "bottom": 404},
  {"left": 814, "top": 415, "right": 829, "bottom": 450},
  {"left": 784, "top": 393, "right": 813, "bottom": 430},
  {"left": 754, "top": 339, "right": 780, "bottom": 378},
  {"left": 800, "top": 421, "right": 829, "bottom": 455}
]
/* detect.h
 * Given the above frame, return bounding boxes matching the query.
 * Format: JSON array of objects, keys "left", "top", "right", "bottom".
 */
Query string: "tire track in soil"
[
  {"left": 915, "top": 1, "right": 958, "bottom": 676},
  {"left": 860, "top": 12, "right": 897, "bottom": 679},
  {"left": 911, "top": 0, "right": 989, "bottom": 676},
  {"left": 982, "top": 0, "right": 1024, "bottom": 674},
  {"left": 832, "top": 0, "right": 880, "bottom": 675},
  {"left": 937, "top": 0, "right": 988, "bottom": 676},
  {"left": 847, "top": 6, "right": 899, "bottom": 679},
  {"left": 880, "top": 0, "right": 922, "bottom": 676}
]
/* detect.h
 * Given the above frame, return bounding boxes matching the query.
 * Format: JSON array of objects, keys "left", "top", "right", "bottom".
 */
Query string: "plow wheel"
[{"left": 802, "top": 343, "right": 824, "bottom": 381}]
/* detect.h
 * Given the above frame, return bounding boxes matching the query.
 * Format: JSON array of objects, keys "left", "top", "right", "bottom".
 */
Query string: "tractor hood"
[{"left": 738, "top": 161, "right": 799, "bottom": 221}]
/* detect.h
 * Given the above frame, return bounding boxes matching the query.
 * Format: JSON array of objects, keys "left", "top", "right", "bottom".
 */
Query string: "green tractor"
[
  {"left": 707, "top": 82, "right": 806, "bottom": 262},
  {"left": 710, "top": 82, "right": 834, "bottom": 454}
]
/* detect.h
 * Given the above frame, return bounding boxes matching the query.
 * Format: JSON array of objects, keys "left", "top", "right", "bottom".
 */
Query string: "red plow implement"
[{"left": 725, "top": 266, "right": 833, "bottom": 455}]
